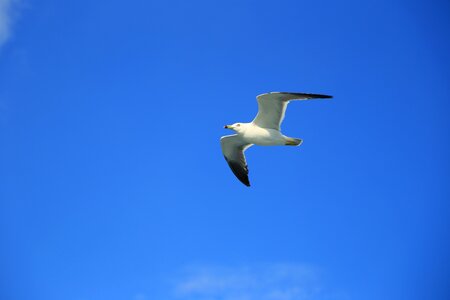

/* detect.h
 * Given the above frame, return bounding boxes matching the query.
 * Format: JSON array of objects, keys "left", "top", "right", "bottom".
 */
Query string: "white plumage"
[{"left": 221, "top": 92, "right": 332, "bottom": 186}]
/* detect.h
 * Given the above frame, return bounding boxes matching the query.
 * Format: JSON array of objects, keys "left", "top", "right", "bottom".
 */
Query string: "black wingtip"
[
  {"left": 277, "top": 92, "right": 333, "bottom": 99},
  {"left": 301, "top": 93, "right": 333, "bottom": 99},
  {"left": 236, "top": 175, "right": 251, "bottom": 187},
  {"left": 226, "top": 160, "right": 251, "bottom": 187},
  {"left": 237, "top": 173, "right": 251, "bottom": 187},
  {"left": 236, "top": 173, "right": 251, "bottom": 187}
]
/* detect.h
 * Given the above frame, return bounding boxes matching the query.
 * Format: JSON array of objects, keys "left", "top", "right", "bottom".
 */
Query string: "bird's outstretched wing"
[
  {"left": 220, "top": 134, "right": 253, "bottom": 186},
  {"left": 252, "top": 92, "right": 332, "bottom": 130}
]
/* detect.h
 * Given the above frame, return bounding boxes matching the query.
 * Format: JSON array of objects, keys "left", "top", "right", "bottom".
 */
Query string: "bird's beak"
[{"left": 224, "top": 125, "right": 231, "bottom": 129}]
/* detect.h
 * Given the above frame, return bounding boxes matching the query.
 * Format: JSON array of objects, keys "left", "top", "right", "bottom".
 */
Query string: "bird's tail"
[{"left": 285, "top": 137, "right": 303, "bottom": 146}]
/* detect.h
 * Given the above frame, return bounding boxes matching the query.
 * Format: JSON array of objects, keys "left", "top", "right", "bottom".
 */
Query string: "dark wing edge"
[
  {"left": 220, "top": 135, "right": 252, "bottom": 187},
  {"left": 224, "top": 157, "right": 250, "bottom": 187},
  {"left": 257, "top": 92, "right": 333, "bottom": 100},
  {"left": 280, "top": 92, "right": 332, "bottom": 99}
]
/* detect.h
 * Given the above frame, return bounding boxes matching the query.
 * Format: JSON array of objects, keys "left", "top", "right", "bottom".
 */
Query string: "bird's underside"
[{"left": 221, "top": 92, "right": 332, "bottom": 186}]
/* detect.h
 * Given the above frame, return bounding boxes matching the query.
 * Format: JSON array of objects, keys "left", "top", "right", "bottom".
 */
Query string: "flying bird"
[{"left": 220, "top": 92, "right": 332, "bottom": 186}]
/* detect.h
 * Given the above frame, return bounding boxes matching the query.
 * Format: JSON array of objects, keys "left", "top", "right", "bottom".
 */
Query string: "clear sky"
[{"left": 0, "top": 0, "right": 449, "bottom": 300}]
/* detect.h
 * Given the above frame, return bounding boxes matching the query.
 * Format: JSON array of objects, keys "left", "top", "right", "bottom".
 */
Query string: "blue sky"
[{"left": 0, "top": 0, "right": 449, "bottom": 299}]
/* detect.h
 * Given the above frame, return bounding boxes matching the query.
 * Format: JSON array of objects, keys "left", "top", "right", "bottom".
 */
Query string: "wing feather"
[
  {"left": 220, "top": 135, "right": 253, "bottom": 186},
  {"left": 252, "top": 92, "right": 332, "bottom": 130}
]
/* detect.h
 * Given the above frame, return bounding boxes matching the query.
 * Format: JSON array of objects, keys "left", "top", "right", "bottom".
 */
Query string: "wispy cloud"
[
  {"left": 134, "top": 293, "right": 147, "bottom": 300},
  {"left": 0, "top": 0, "right": 20, "bottom": 48},
  {"left": 173, "top": 263, "right": 348, "bottom": 300}
]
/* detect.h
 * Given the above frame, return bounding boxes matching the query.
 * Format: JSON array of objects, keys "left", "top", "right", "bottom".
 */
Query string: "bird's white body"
[{"left": 233, "top": 123, "right": 286, "bottom": 146}]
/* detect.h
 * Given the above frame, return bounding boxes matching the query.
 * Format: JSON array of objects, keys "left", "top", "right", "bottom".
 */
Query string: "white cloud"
[
  {"left": 0, "top": 0, "right": 20, "bottom": 48},
  {"left": 173, "top": 263, "right": 348, "bottom": 300},
  {"left": 134, "top": 293, "right": 147, "bottom": 300}
]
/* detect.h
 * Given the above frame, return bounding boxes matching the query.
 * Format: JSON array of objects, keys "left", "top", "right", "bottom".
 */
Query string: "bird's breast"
[{"left": 242, "top": 126, "right": 285, "bottom": 146}]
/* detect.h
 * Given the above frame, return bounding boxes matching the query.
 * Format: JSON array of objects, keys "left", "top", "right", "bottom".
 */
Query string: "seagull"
[{"left": 220, "top": 92, "right": 332, "bottom": 186}]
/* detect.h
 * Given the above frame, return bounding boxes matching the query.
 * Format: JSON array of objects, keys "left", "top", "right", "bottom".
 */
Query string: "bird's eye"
[{"left": 236, "top": 124, "right": 240, "bottom": 127}]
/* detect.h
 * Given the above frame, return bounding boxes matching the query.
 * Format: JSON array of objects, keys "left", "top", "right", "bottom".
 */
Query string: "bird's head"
[{"left": 224, "top": 123, "right": 246, "bottom": 133}]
